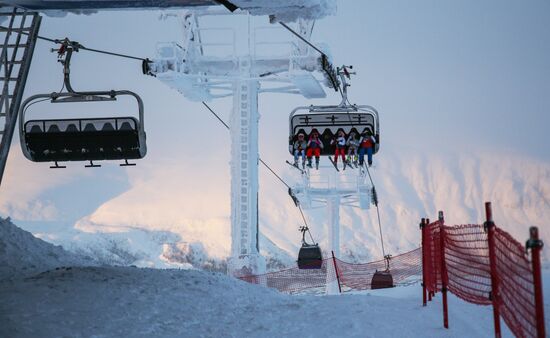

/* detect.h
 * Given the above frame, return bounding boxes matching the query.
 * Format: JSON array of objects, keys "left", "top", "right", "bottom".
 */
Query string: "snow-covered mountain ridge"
[{"left": 67, "top": 146, "right": 550, "bottom": 268}]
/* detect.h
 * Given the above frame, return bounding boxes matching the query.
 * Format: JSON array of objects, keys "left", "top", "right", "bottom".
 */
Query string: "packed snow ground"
[
  {"left": 3, "top": 218, "right": 549, "bottom": 337},
  {"left": 0, "top": 266, "right": 518, "bottom": 338}
]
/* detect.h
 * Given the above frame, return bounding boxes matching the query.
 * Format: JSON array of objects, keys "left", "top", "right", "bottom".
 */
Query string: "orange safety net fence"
[
  {"left": 423, "top": 219, "right": 542, "bottom": 338},
  {"left": 494, "top": 227, "right": 537, "bottom": 338},
  {"left": 238, "top": 248, "right": 422, "bottom": 294}
]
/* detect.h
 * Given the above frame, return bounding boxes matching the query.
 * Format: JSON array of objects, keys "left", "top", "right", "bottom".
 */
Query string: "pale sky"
[{"left": 2, "top": 0, "right": 549, "bottom": 248}]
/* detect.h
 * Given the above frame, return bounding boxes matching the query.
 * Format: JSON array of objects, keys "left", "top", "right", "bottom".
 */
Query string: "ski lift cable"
[
  {"left": 331, "top": 69, "right": 387, "bottom": 259},
  {"left": 365, "top": 165, "right": 386, "bottom": 258},
  {"left": 278, "top": 22, "right": 341, "bottom": 93},
  {"left": 278, "top": 22, "right": 325, "bottom": 56},
  {"left": 201, "top": 102, "right": 291, "bottom": 190},
  {"left": 1, "top": 27, "right": 148, "bottom": 61},
  {"left": 201, "top": 101, "right": 319, "bottom": 243},
  {"left": 298, "top": 204, "right": 317, "bottom": 244}
]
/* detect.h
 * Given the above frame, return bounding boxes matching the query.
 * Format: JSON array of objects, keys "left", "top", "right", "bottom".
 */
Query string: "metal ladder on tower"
[{"left": 0, "top": 7, "right": 41, "bottom": 187}]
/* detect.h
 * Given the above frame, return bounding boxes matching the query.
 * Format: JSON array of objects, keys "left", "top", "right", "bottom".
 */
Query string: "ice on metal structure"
[
  {"left": 292, "top": 168, "right": 374, "bottom": 294},
  {"left": 2, "top": 0, "right": 336, "bottom": 22},
  {"left": 148, "top": 8, "right": 328, "bottom": 276}
]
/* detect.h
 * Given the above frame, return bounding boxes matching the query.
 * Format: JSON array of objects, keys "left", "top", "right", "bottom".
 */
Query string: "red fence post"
[
  {"left": 426, "top": 217, "right": 434, "bottom": 301},
  {"left": 527, "top": 226, "right": 546, "bottom": 338},
  {"left": 485, "top": 202, "right": 502, "bottom": 338},
  {"left": 439, "top": 211, "right": 449, "bottom": 329},
  {"left": 331, "top": 250, "right": 342, "bottom": 294},
  {"left": 421, "top": 218, "right": 427, "bottom": 306}
]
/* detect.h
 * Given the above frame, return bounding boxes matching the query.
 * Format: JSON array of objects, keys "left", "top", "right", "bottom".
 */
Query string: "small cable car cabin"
[
  {"left": 288, "top": 105, "right": 379, "bottom": 157},
  {"left": 371, "top": 255, "right": 394, "bottom": 289},
  {"left": 297, "top": 226, "right": 323, "bottom": 269},
  {"left": 297, "top": 244, "right": 323, "bottom": 269},
  {"left": 19, "top": 91, "right": 146, "bottom": 166}
]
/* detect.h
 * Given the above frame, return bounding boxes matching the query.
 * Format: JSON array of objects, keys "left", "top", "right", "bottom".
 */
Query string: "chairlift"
[
  {"left": 371, "top": 254, "right": 394, "bottom": 289},
  {"left": 297, "top": 226, "right": 323, "bottom": 269},
  {"left": 19, "top": 38, "right": 146, "bottom": 167},
  {"left": 288, "top": 65, "right": 379, "bottom": 157},
  {"left": 288, "top": 104, "right": 379, "bottom": 157}
]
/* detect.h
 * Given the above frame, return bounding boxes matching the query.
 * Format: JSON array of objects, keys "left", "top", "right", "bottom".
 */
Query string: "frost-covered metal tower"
[
  {"left": 148, "top": 8, "right": 327, "bottom": 276},
  {"left": 291, "top": 167, "right": 373, "bottom": 294}
]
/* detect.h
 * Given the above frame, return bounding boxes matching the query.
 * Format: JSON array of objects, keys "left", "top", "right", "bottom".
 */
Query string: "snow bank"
[
  {"left": 0, "top": 217, "right": 93, "bottom": 281},
  {"left": 0, "top": 264, "right": 516, "bottom": 337}
]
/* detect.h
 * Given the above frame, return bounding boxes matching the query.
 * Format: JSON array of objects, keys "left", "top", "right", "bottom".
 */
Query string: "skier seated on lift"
[
  {"left": 346, "top": 130, "right": 360, "bottom": 166},
  {"left": 306, "top": 129, "right": 324, "bottom": 170},
  {"left": 358, "top": 129, "right": 376, "bottom": 167},
  {"left": 330, "top": 129, "right": 347, "bottom": 170},
  {"left": 292, "top": 132, "right": 307, "bottom": 169}
]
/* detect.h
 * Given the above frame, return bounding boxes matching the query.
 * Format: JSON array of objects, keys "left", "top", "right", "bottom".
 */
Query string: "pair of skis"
[
  {"left": 287, "top": 159, "right": 369, "bottom": 174},
  {"left": 286, "top": 160, "right": 307, "bottom": 174},
  {"left": 328, "top": 157, "right": 359, "bottom": 172}
]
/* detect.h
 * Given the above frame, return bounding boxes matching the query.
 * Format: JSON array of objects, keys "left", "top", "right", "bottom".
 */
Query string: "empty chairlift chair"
[
  {"left": 19, "top": 40, "right": 146, "bottom": 167},
  {"left": 19, "top": 90, "right": 147, "bottom": 167}
]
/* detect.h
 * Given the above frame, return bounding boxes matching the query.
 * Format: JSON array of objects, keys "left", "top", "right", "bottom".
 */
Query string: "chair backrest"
[
  {"left": 29, "top": 125, "right": 43, "bottom": 133},
  {"left": 47, "top": 124, "right": 61, "bottom": 133},
  {"left": 102, "top": 122, "right": 115, "bottom": 131},
  {"left": 83, "top": 123, "right": 97, "bottom": 132},
  {"left": 119, "top": 121, "right": 134, "bottom": 131},
  {"left": 65, "top": 124, "right": 78, "bottom": 132}
]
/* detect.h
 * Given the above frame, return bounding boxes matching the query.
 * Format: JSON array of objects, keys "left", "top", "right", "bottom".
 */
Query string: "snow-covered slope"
[
  {"left": 68, "top": 146, "right": 550, "bottom": 268},
  {"left": 0, "top": 265, "right": 512, "bottom": 338},
  {"left": 0, "top": 217, "right": 93, "bottom": 281},
  {"left": 0, "top": 202, "right": 547, "bottom": 337}
]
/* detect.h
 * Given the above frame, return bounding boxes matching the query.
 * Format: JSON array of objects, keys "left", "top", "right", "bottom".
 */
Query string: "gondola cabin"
[
  {"left": 297, "top": 244, "right": 323, "bottom": 269},
  {"left": 288, "top": 105, "right": 379, "bottom": 157}
]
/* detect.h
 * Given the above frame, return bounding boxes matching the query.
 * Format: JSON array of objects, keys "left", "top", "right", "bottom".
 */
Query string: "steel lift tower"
[
  {"left": 147, "top": 8, "right": 328, "bottom": 276},
  {"left": 0, "top": 8, "right": 41, "bottom": 185}
]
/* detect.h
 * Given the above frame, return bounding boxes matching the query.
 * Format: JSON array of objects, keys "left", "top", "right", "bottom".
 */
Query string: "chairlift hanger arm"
[{"left": 336, "top": 65, "right": 355, "bottom": 107}]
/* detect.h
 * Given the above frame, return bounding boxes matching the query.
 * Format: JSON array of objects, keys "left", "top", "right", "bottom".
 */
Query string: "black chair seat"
[{"left": 24, "top": 117, "right": 143, "bottom": 163}]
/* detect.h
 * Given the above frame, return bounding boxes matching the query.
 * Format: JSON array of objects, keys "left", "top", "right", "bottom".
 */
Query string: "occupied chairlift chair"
[
  {"left": 19, "top": 39, "right": 146, "bottom": 168},
  {"left": 288, "top": 105, "right": 380, "bottom": 157},
  {"left": 288, "top": 65, "right": 380, "bottom": 158}
]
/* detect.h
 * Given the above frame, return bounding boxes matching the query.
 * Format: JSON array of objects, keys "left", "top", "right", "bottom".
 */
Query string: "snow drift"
[{"left": 0, "top": 217, "right": 93, "bottom": 281}]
